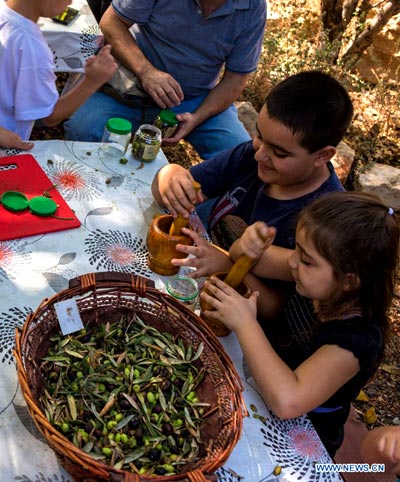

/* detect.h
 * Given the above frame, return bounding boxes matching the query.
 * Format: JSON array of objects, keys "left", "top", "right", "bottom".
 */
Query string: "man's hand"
[
  {"left": 171, "top": 228, "right": 233, "bottom": 279},
  {"left": 141, "top": 68, "right": 184, "bottom": 109},
  {"left": 151, "top": 164, "right": 204, "bottom": 217},
  {"left": 162, "top": 112, "right": 199, "bottom": 145},
  {"left": 0, "top": 127, "right": 34, "bottom": 150}
]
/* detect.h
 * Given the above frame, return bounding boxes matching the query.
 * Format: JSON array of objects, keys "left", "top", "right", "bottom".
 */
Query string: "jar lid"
[
  {"left": 158, "top": 109, "right": 178, "bottom": 127},
  {"left": 106, "top": 117, "right": 132, "bottom": 135},
  {"left": 1, "top": 191, "right": 29, "bottom": 211},
  {"left": 29, "top": 196, "right": 57, "bottom": 216},
  {"left": 166, "top": 276, "right": 199, "bottom": 302},
  {"left": 1, "top": 191, "right": 57, "bottom": 216}
]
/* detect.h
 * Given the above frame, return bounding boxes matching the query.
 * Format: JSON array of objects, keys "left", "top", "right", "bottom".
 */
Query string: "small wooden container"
[
  {"left": 200, "top": 272, "right": 252, "bottom": 337},
  {"left": 146, "top": 214, "right": 193, "bottom": 275}
]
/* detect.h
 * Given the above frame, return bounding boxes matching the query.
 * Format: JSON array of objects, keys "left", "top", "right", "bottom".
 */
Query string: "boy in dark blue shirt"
[{"left": 151, "top": 71, "right": 353, "bottom": 319}]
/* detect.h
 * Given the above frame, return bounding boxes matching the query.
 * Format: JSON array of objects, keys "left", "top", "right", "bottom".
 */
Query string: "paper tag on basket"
[{"left": 54, "top": 299, "right": 84, "bottom": 335}]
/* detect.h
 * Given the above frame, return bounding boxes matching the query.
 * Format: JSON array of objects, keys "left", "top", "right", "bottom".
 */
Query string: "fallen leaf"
[
  {"left": 355, "top": 390, "right": 369, "bottom": 402},
  {"left": 380, "top": 364, "right": 400, "bottom": 375},
  {"left": 364, "top": 406, "right": 377, "bottom": 424}
]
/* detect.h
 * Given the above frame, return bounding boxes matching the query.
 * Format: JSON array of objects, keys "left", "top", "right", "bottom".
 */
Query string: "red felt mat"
[{"left": 0, "top": 154, "right": 80, "bottom": 241}]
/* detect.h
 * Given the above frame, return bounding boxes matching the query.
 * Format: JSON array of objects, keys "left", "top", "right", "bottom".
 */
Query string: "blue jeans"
[{"left": 63, "top": 92, "right": 250, "bottom": 159}]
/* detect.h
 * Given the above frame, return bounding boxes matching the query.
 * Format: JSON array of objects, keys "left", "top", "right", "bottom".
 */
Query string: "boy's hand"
[
  {"left": 171, "top": 228, "right": 232, "bottom": 278},
  {"left": 84, "top": 45, "right": 118, "bottom": 87},
  {"left": 235, "top": 222, "right": 276, "bottom": 261},
  {"left": 153, "top": 164, "right": 204, "bottom": 217},
  {"left": 0, "top": 127, "right": 34, "bottom": 150},
  {"left": 201, "top": 276, "right": 258, "bottom": 331}
]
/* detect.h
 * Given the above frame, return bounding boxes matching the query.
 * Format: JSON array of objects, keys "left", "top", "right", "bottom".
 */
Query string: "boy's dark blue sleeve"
[{"left": 190, "top": 141, "right": 254, "bottom": 199}]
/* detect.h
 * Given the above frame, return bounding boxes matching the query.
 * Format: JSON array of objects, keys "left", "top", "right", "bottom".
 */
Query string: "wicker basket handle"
[{"left": 68, "top": 272, "right": 155, "bottom": 295}]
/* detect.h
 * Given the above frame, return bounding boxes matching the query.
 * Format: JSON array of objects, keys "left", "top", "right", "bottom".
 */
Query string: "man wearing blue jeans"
[{"left": 64, "top": 0, "right": 266, "bottom": 159}]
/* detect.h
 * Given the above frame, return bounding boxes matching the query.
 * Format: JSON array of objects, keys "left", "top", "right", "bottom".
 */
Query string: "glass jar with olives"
[
  {"left": 154, "top": 109, "right": 179, "bottom": 138},
  {"left": 131, "top": 124, "right": 162, "bottom": 162}
]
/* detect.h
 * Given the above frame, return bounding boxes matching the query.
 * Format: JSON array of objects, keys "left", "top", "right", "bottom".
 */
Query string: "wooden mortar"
[
  {"left": 200, "top": 268, "right": 252, "bottom": 337},
  {"left": 146, "top": 214, "right": 193, "bottom": 276}
]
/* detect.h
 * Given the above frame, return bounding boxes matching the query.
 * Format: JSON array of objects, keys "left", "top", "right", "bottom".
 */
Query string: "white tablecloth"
[
  {"left": 0, "top": 141, "right": 343, "bottom": 482},
  {"left": 39, "top": 0, "right": 103, "bottom": 73}
]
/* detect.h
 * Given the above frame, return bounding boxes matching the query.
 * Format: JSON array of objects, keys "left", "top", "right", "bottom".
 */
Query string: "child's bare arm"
[
  {"left": 202, "top": 277, "right": 360, "bottom": 419},
  {"left": 151, "top": 165, "right": 205, "bottom": 218},
  {"left": 41, "top": 45, "right": 118, "bottom": 127},
  {"left": 0, "top": 126, "right": 34, "bottom": 149},
  {"left": 361, "top": 426, "right": 400, "bottom": 473},
  {"left": 230, "top": 222, "right": 293, "bottom": 281}
]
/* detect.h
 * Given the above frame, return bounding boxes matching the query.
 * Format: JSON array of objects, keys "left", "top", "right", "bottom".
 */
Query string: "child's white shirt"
[{"left": 0, "top": 3, "right": 58, "bottom": 140}]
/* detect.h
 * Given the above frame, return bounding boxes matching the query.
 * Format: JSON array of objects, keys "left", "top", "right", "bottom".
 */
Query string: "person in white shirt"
[{"left": 0, "top": 0, "right": 117, "bottom": 140}]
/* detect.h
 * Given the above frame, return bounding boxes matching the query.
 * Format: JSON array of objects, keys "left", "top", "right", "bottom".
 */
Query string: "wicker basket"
[{"left": 14, "top": 272, "right": 246, "bottom": 482}]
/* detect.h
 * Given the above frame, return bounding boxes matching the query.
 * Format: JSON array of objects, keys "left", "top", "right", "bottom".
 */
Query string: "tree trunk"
[
  {"left": 320, "top": 0, "right": 400, "bottom": 70},
  {"left": 321, "top": 0, "right": 345, "bottom": 42},
  {"left": 339, "top": 0, "right": 400, "bottom": 68}
]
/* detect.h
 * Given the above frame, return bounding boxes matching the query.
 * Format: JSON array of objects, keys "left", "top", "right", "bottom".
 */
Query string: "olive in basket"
[
  {"left": 14, "top": 273, "right": 245, "bottom": 481},
  {"left": 39, "top": 316, "right": 209, "bottom": 476}
]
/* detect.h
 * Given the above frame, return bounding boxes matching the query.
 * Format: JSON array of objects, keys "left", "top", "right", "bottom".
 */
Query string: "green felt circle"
[
  {"left": 29, "top": 196, "right": 57, "bottom": 216},
  {"left": 1, "top": 191, "right": 29, "bottom": 212}
]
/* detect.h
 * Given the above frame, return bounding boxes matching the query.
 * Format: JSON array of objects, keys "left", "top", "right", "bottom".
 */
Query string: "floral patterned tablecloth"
[
  {"left": 0, "top": 141, "right": 343, "bottom": 482},
  {"left": 38, "top": 0, "right": 104, "bottom": 73}
]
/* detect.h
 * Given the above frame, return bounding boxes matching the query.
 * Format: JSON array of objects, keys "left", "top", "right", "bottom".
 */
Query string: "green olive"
[{"left": 102, "top": 447, "right": 112, "bottom": 457}]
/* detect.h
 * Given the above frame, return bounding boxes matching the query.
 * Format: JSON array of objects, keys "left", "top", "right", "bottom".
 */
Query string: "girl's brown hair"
[{"left": 297, "top": 191, "right": 399, "bottom": 346}]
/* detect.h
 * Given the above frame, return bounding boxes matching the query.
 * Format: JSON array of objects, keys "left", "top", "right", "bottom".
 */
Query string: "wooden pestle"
[
  {"left": 169, "top": 181, "right": 201, "bottom": 236},
  {"left": 224, "top": 231, "right": 270, "bottom": 290},
  {"left": 223, "top": 254, "right": 256, "bottom": 290}
]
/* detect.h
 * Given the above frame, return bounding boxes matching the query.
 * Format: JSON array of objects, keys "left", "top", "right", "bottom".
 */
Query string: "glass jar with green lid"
[
  {"left": 165, "top": 276, "right": 199, "bottom": 311},
  {"left": 131, "top": 124, "right": 162, "bottom": 162},
  {"left": 154, "top": 109, "right": 179, "bottom": 138},
  {"left": 101, "top": 117, "right": 132, "bottom": 160}
]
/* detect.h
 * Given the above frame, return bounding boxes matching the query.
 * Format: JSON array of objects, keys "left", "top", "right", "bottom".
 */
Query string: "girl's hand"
[
  {"left": 201, "top": 276, "right": 258, "bottom": 331},
  {"left": 172, "top": 228, "right": 232, "bottom": 278},
  {"left": 232, "top": 222, "right": 276, "bottom": 261}
]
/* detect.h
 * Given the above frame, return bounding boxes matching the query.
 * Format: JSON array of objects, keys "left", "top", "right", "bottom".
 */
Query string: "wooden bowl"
[
  {"left": 146, "top": 214, "right": 193, "bottom": 275},
  {"left": 200, "top": 272, "right": 252, "bottom": 337}
]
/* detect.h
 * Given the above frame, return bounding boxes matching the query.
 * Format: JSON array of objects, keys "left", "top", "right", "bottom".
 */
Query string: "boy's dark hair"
[
  {"left": 265, "top": 71, "right": 354, "bottom": 153},
  {"left": 297, "top": 191, "right": 399, "bottom": 355}
]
